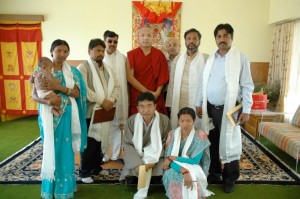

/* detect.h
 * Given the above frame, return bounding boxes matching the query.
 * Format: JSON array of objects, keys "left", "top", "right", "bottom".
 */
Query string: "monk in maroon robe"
[{"left": 126, "top": 27, "right": 169, "bottom": 116}]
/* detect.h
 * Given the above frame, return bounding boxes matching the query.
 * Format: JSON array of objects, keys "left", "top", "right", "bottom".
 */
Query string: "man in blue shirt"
[{"left": 195, "top": 23, "right": 254, "bottom": 193}]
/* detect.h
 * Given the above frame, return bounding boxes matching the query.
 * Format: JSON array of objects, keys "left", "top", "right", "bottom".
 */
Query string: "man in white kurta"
[
  {"left": 163, "top": 37, "right": 180, "bottom": 116},
  {"left": 103, "top": 30, "right": 128, "bottom": 162},
  {"left": 77, "top": 39, "right": 120, "bottom": 183},
  {"left": 195, "top": 23, "right": 254, "bottom": 193},
  {"left": 121, "top": 92, "right": 171, "bottom": 199},
  {"left": 166, "top": 28, "right": 208, "bottom": 129}
]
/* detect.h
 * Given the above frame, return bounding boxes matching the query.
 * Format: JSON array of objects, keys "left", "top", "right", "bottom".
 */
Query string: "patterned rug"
[{"left": 0, "top": 131, "right": 299, "bottom": 185}]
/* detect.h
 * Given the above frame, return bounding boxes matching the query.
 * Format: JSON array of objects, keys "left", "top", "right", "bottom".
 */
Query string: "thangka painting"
[
  {"left": 0, "top": 23, "right": 41, "bottom": 115},
  {"left": 132, "top": 1, "right": 182, "bottom": 53}
]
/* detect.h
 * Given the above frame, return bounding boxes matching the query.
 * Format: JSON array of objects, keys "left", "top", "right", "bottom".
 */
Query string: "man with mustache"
[
  {"left": 77, "top": 38, "right": 120, "bottom": 183},
  {"left": 166, "top": 28, "right": 208, "bottom": 129},
  {"left": 196, "top": 23, "right": 254, "bottom": 193}
]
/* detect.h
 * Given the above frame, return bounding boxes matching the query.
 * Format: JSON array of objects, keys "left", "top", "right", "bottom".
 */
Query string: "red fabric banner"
[
  {"left": 133, "top": 1, "right": 182, "bottom": 24},
  {"left": 0, "top": 23, "right": 41, "bottom": 115},
  {"left": 132, "top": 1, "right": 182, "bottom": 51},
  {"left": 0, "top": 24, "right": 42, "bottom": 42}
]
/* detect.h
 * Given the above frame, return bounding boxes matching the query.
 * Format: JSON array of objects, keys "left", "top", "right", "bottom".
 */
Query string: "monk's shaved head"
[
  {"left": 139, "top": 26, "right": 153, "bottom": 36},
  {"left": 138, "top": 26, "right": 153, "bottom": 48}
]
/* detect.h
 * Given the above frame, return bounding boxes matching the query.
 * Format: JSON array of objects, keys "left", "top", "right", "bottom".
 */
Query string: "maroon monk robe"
[{"left": 127, "top": 46, "right": 169, "bottom": 116}]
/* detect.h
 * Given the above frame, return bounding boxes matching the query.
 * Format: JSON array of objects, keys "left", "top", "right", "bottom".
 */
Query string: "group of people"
[{"left": 31, "top": 23, "right": 254, "bottom": 199}]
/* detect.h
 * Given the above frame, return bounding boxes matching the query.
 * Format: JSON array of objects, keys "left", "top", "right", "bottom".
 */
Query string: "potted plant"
[{"left": 253, "top": 81, "right": 280, "bottom": 111}]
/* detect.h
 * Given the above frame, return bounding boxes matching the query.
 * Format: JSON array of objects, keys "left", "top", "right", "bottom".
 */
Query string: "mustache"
[
  {"left": 187, "top": 44, "right": 198, "bottom": 51},
  {"left": 96, "top": 57, "right": 103, "bottom": 65},
  {"left": 219, "top": 42, "right": 227, "bottom": 45}
]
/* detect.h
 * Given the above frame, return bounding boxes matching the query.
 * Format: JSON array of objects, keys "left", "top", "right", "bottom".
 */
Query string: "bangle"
[
  {"left": 48, "top": 98, "right": 52, "bottom": 106},
  {"left": 182, "top": 170, "right": 189, "bottom": 175},
  {"left": 167, "top": 156, "right": 173, "bottom": 162},
  {"left": 67, "top": 88, "right": 72, "bottom": 95}
]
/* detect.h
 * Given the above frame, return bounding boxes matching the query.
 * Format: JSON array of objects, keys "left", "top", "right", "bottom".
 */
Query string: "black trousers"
[
  {"left": 207, "top": 102, "right": 240, "bottom": 185},
  {"left": 80, "top": 118, "right": 104, "bottom": 178},
  {"left": 163, "top": 90, "right": 171, "bottom": 118}
]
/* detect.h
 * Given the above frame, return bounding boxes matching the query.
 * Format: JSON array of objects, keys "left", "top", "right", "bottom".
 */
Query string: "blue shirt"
[{"left": 196, "top": 50, "right": 254, "bottom": 114}]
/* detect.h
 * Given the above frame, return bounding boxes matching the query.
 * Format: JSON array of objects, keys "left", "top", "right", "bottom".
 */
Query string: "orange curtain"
[{"left": 0, "top": 23, "right": 41, "bottom": 115}]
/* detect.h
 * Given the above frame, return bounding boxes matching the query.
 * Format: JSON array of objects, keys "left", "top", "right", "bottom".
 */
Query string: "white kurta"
[
  {"left": 166, "top": 51, "right": 205, "bottom": 129},
  {"left": 103, "top": 50, "right": 128, "bottom": 160}
]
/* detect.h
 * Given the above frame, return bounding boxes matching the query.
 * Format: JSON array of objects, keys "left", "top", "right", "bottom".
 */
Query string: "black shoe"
[
  {"left": 150, "top": 176, "right": 162, "bottom": 184},
  {"left": 207, "top": 174, "right": 221, "bottom": 184},
  {"left": 91, "top": 166, "right": 103, "bottom": 176},
  {"left": 224, "top": 183, "right": 234, "bottom": 193},
  {"left": 125, "top": 176, "right": 138, "bottom": 185},
  {"left": 119, "top": 179, "right": 126, "bottom": 185},
  {"left": 114, "top": 159, "right": 124, "bottom": 164}
]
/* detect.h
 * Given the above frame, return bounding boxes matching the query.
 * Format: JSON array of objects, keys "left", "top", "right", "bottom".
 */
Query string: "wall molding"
[{"left": 0, "top": 14, "right": 44, "bottom": 22}]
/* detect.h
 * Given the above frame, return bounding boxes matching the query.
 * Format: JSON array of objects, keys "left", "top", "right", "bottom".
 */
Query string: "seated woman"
[{"left": 162, "top": 107, "right": 213, "bottom": 199}]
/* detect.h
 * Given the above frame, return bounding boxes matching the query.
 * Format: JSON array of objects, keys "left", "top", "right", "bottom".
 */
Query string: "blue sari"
[{"left": 38, "top": 66, "right": 87, "bottom": 199}]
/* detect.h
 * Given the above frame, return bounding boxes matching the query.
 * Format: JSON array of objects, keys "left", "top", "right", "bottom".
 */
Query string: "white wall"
[
  {"left": 1, "top": 0, "right": 273, "bottom": 61},
  {"left": 269, "top": 0, "right": 300, "bottom": 24}
]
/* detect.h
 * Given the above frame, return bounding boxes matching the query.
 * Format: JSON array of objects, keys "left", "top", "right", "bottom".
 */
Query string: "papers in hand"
[
  {"left": 92, "top": 106, "right": 116, "bottom": 124},
  {"left": 137, "top": 165, "right": 152, "bottom": 189},
  {"left": 226, "top": 103, "right": 243, "bottom": 126}
]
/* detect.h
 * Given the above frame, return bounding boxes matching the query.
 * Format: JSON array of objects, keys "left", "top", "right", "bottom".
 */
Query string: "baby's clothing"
[{"left": 33, "top": 70, "right": 56, "bottom": 99}]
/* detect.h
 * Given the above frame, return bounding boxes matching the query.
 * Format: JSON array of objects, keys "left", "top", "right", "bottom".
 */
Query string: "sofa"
[{"left": 258, "top": 105, "right": 300, "bottom": 171}]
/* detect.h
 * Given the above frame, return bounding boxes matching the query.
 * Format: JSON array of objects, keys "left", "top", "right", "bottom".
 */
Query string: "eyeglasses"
[{"left": 107, "top": 40, "right": 118, "bottom": 44}]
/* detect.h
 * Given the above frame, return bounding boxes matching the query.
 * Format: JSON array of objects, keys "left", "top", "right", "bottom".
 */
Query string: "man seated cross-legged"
[{"left": 120, "top": 92, "right": 171, "bottom": 199}]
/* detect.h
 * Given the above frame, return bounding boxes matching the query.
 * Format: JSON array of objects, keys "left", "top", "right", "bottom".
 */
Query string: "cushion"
[
  {"left": 292, "top": 105, "right": 300, "bottom": 127},
  {"left": 259, "top": 122, "right": 300, "bottom": 160}
]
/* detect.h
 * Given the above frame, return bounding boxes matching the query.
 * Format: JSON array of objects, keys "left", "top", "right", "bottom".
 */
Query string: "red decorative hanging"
[
  {"left": 133, "top": 1, "right": 182, "bottom": 24},
  {"left": 0, "top": 23, "right": 41, "bottom": 115}
]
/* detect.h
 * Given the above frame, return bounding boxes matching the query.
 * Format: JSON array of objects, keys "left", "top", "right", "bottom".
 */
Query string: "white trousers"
[
  {"left": 110, "top": 121, "right": 122, "bottom": 160},
  {"left": 134, "top": 168, "right": 152, "bottom": 199}
]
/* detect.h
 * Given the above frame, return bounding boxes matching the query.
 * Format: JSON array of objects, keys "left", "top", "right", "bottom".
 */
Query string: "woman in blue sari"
[
  {"left": 32, "top": 39, "right": 87, "bottom": 199},
  {"left": 162, "top": 107, "right": 213, "bottom": 199}
]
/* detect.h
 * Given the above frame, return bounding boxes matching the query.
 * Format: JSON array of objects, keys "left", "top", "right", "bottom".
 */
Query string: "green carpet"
[
  {"left": 0, "top": 116, "right": 300, "bottom": 199},
  {"left": 258, "top": 137, "right": 300, "bottom": 173},
  {"left": 0, "top": 115, "right": 39, "bottom": 162},
  {"left": 0, "top": 184, "right": 299, "bottom": 199}
]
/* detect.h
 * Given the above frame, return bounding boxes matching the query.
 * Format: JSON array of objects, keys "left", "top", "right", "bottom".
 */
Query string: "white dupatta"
[
  {"left": 40, "top": 104, "right": 55, "bottom": 180},
  {"left": 201, "top": 46, "right": 242, "bottom": 164},
  {"left": 132, "top": 111, "right": 162, "bottom": 199},
  {"left": 88, "top": 59, "right": 115, "bottom": 142},
  {"left": 103, "top": 50, "right": 128, "bottom": 125},
  {"left": 132, "top": 111, "right": 162, "bottom": 164},
  {"left": 170, "top": 52, "right": 205, "bottom": 130},
  {"left": 62, "top": 62, "right": 82, "bottom": 152},
  {"left": 171, "top": 127, "right": 213, "bottom": 198}
]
